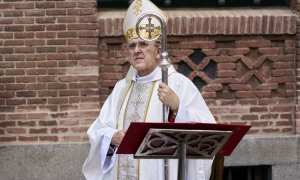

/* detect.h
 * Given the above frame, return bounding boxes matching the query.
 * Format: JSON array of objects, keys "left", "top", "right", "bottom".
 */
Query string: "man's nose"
[{"left": 134, "top": 44, "right": 142, "bottom": 52}]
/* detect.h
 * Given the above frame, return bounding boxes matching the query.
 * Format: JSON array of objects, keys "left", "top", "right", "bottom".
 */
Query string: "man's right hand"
[{"left": 111, "top": 130, "right": 125, "bottom": 147}]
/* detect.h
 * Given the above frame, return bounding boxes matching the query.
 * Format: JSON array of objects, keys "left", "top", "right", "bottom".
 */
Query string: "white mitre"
[{"left": 123, "top": 0, "right": 168, "bottom": 42}]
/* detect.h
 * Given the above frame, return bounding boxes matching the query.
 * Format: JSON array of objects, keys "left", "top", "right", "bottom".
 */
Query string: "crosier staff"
[
  {"left": 136, "top": 13, "right": 172, "bottom": 180},
  {"left": 135, "top": 13, "right": 171, "bottom": 123}
]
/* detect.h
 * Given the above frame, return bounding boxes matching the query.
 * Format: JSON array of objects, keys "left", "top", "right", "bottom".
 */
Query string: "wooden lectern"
[{"left": 117, "top": 122, "right": 251, "bottom": 180}]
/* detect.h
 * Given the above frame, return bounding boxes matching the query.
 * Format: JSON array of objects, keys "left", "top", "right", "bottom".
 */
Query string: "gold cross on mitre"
[{"left": 123, "top": 0, "right": 168, "bottom": 42}]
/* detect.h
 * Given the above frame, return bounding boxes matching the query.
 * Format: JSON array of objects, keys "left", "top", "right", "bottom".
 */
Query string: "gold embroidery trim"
[
  {"left": 124, "top": 26, "right": 162, "bottom": 42},
  {"left": 116, "top": 81, "right": 156, "bottom": 180},
  {"left": 143, "top": 81, "right": 156, "bottom": 122}
]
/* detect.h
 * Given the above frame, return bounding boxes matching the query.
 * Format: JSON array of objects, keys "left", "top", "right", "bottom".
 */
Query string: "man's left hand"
[{"left": 157, "top": 82, "right": 180, "bottom": 112}]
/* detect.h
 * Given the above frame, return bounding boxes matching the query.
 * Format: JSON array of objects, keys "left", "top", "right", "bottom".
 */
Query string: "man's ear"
[{"left": 156, "top": 47, "right": 161, "bottom": 59}]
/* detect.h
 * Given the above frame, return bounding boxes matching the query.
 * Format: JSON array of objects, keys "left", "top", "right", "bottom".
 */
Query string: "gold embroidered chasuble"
[{"left": 117, "top": 81, "right": 155, "bottom": 180}]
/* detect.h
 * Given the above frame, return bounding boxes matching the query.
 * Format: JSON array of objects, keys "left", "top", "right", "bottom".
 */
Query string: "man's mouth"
[{"left": 134, "top": 57, "right": 143, "bottom": 61}]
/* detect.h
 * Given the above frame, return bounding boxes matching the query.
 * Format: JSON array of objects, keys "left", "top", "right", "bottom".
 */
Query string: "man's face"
[{"left": 127, "top": 38, "right": 160, "bottom": 76}]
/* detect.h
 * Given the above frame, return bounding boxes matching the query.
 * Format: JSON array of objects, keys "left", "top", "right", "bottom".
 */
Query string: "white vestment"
[{"left": 82, "top": 66, "right": 216, "bottom": 180}]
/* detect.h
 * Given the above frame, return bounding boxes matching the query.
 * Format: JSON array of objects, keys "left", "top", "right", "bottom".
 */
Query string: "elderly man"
[{"left": 82, "top": 0, "right": 216, "bottom": 179}]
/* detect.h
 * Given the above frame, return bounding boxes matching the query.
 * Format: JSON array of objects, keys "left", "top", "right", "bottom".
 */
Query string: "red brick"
[
  {"left": 77, "top": 2, "right": 97, "bottom": 8},
  {"left": 0, "top": 62, "right": 14, "bottom": 68},
  {"left": 36, "top": 32, "right": 56, "bottom": 38},
  {"left": 79, "top": 103, "right": 99, "bottom": 110},
  {"left": 48, "top": 98, "right": 68, "bottom": 104},
  {"left": 59, "top": 90, "right": 79, "bottom": 96},
  {"left": 0, "top": 77, "right": 15, "bottom": 83},
  {"left": 25, "top": 54, "right": 46, "bottom": 61},
  {"left": 50, "top": 112, "right": 68, "bottom": 118},
  {"left": 19, "top": 136, "right": 38, "bottom": 142},
  {"left": 68, "top": 111, "right": 98, "bottom": 118},
  {"left": 235, "top": 91, "right": 256, "bottom": 98},
  {"left": 0, "top": 114, "right": 6, "bottom": 121},
  {"left": 229, "top": 107, "right": 250, "bottom": 113},
  {"left": 16, "top": 105, "right": 37, "bottom": 112},
  {"left": 0, "top": 137, "right": 17, "bottom": 142},
  {"left": 77, "top": 82, "right": 98, "bottom": 89},
  {"left": 280, "top": 113, "right": 293, "bottom": 120},
  {"left": 46, "top": 9, "right": 66, "bottom": 16},
  {"left": 48, "top": 83, "right": 67, "bottom": 90},
  {"left": 0, "top": 121, "right": 16, "bottom": 127},
  {"left": 6, "top": 113, "right": 26, "bottom": 120},
  {"left": 15, "top": 47, "right": 35, "bottom": 53},
  {"left": 16, "top": 76, "right": 36, "bottom": 83},
  {"left": 4, "top": 55, "right": 25, "bottom": 61},
  {"left": 36, "top": 47, "right": 56, "bottom": 53},
  {"left": 100, "top": 73, "right": 123, "bottom": 80},
  {"left": 25, "top": 10, "right": 45, "bottom": 16},
  {"left": 38, "top": 91, "right": 58, "bottom": 97},
  {"left": 16, "top": 91, "right": 36, "bottom": 97},
  {"left": 37, "top": 61, "right": 57, "bottom": 68},
  {"left": 5, "top": 84, "right": 25, "bottom": 90},
  {"left": 47, "top": 39, "right": 66, "bottom": 46},
  {"left": 59, "top": 60, "right": 77, "bottom": 67},
  {"left": 36, "top": 17, "right": 55, "bottom": 24},
  {"left": 46, "top": 54, "right": 67, "bottom": 61},
  {"left": 262, "top": 128, "right": 280, "bottom": 133},
  {"left": 57, "top": 31, "right": 77, "bottom": 38},
  {"left": 56, "top": 2, "right": 77, "bottom": 8},
  {"left": 62, "top": 136, "right": 81, "bottom": 142},
  {"left": 59, "top": 119, "right": 79, "bottom": 126},
  {"left": 16, "top": 62, "right": 36, "bottom": 68},
  {"left": 241, "top": 114, "right": 259, "bottom": 120},
  {"left": 14, "top": 32, "right": 34, "bottom": 39},
  {"left": 37, "top": 76, "right": 56, "bottom": 82},
  {"left": 18, "top": 121, "right": 36, "bottom": 127},
  {"left": 3, "top": 10, "right": 23, "bottom": 17},
  {"left": 68, "top": 38, "right": 97, "bottom": 45},
  {"left": 5, "top": 69, "right": 25, "bottom": 76},
  {"left": 0, "top": 106, "right": 15, "bottom": 112},
  {"left": 57, "top": 46, "right": 78, "bottom": 53},
  {"left": 250, "top": 107, "right": 268, "bottom": 113},
  {"left": 25, "top": 25, "right": 45, "bottom": 31},
  {"left": 26, "top": 69, "right": 47, "bottom": 75},
  {"left": 47, "top": 69, "right": 66, "bottom": 75},
  {"left": 46, "top": 24, "right": 66, "bottom": 31},
  {"left": 7, "top": 128, "right": 26, "bottom": 134},
  {"left": 217, "top": 71, "right": 237, "bottom": 78},
  {"left": 260, "top": 113, "right": 279, "bottom": 119},
  {"left": 0, "top": 18, "right": 14, "bottom": 25},
  {"left": 0, "top": 47, "right": 13, "bottom": 54},
  {"left": 51, "top": 128, "right": 68, "bottom": 133},
  {"left": 71, "top": 127, "right": 88, "bottom": 133},
  {"left": 27, "top": 98, "right": 47, "bottom": 105},
  {"left": 60, "top": 105, "right": 78, "bottom": 111},
  {"left": 209, "top": 107, "right": 230, "bottom": 114},
  {"left": 203, "top": 84, "right": 223, "bottom": 92},
  {"left": 39, "top": 136, "right": 59, "bottom": 142},
  {"left": 4, "top": 40, "right": 24, "bottom": 46},
  {"left": 6, "top": 99, "right": 26, "bottom": 106},
  {"left": 78, "top": 16, "right": 97, "bottom": 23},
  {"left": 67, "top": 9, "right": 95, "bottom": 16},
  {"left": 14, "top": 18, "right": 34, "bottom": 24},
  {"left": 39, "top": 120, "right": 57, "bottom": 126},
  {"left": 39, "top": 105, "right": 58, "bottom": 112},
  {"left": 271, "top": 105, "right": 293, "bottom": 112},
  {"left": 36, "top": 2, "right": 55, "bottom": 9},
  {"left": 29, "top": 128, "right": 48, "bottom": 134}
]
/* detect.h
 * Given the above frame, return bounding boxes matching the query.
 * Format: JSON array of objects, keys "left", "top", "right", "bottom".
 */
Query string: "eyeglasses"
[{"left": 127, "top": 41, "right": 158, "bottom": 51}]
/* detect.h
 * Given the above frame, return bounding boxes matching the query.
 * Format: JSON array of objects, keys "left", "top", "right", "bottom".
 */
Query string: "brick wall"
[
  {"left": 291, "top": 0, "right": 300, "bottom": 134},
  {"left": 0, "top": 0, "right": 299, "bottom": 145},
  {"left": 0, "top": 0, "right": 99, "bottom": 144},
  {"left": 99, "top": 8, "right": 297, "bottom": 134}
]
